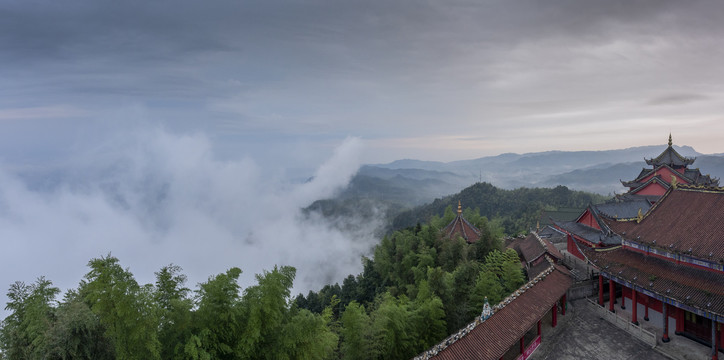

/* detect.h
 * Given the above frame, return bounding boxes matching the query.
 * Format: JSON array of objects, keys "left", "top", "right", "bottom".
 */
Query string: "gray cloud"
[{"left": 647, "top": 93, "right": 710, "bottom": 106}]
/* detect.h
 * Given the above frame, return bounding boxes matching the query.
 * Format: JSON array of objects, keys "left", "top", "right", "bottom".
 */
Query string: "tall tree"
[
  {"left": 0, "top": 277, "right": 59, "bottom": 360},
  {"left": 82, "top": 254, "right": 160, "bottom": 360},
  {"left": 238, "top": 266, "right": 294, "bottom": 359},
  {"left": 371, "top": 294, "right": 415, "bottom": 360},
  {"left": 190, "top": 267, "right": 243, "bottom": 360},
  {"left": 340, "top": 301, "right": 374, "bottom": 360},
  {"left": 44, "top": 291, "right": 114, "bottom": 360},
  {"left": 155, "top": 264, "right": 193, "bottom": 360}
]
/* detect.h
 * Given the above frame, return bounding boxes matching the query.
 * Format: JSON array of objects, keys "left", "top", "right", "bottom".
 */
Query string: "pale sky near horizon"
[
  {"left": 2, "top": 0, "right": 724, "bottom": 171},
  {"left": 1, "top": 1, "right": 724, "bottom": 306}
]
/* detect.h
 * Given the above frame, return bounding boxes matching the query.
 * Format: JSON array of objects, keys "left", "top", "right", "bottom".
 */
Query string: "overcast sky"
[
  {"left": 3, "top": 0, "right": 724, "bottom": 169},
  {"left": 1, "top": 1, "right": 724, "bottom": 307}
]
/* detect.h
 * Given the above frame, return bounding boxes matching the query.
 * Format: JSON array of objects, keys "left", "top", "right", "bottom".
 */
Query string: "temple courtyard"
[{"left": 529, "top": 300, "right": 718, "bottom": 360}]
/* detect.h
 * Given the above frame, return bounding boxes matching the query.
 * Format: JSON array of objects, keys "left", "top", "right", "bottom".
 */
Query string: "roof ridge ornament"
[
  {"left": 457, "top": 200, "right": 462, "bottom": 215},
  {"left": 668, "top": 133, "right": 673, "bottom": 147},
  {"left": 480, "top": 297, "right": 492, "bottom": 321}
]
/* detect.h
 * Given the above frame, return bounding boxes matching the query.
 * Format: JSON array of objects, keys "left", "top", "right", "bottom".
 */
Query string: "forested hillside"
[
  {"left": 392, "top": 182, "right": 608, "bottom": 234},
  {"left": 294, "top": 210, "right": 526, "bottom": 359}
]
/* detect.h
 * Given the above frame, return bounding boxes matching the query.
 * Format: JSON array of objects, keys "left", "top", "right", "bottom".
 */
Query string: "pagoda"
[
  {"left": 620, "top": 134, "right": 718, "bottom": 198},
  {"left": 443, "top": 201, "right": 481, "bottom": 243}
]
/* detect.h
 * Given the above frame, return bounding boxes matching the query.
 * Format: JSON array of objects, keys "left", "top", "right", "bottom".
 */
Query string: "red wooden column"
[
  {"left": 643, "top": 294, "right": 649, "bottom": 321},
  {"left": 609, "top": 279, "right": 615, "bottom": 313},
  {"left": 631, "top": 289, "right": 639, "bottom": 325},
  {"left": 561, "top": 294, "right": 567, "bottom": 316},
  {"left": 676, "top": 308, "right": 685, "bottom": 335},
  {"left": 598, "top": 275, "right": 604, "bottom": 306},
  {"left": 620, "top": 285, "right": 626, "bottom": 310},
  {"left": 552, "top": 303, "right": 558, "bottom": 328},
  {"left": 662, "top": 302, "right": 670, "bottom": 343}
]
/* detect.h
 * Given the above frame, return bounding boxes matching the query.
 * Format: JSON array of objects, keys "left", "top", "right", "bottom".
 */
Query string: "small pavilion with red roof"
[{"left": 443, "top": 201, "right": 482, "bottom": 243}]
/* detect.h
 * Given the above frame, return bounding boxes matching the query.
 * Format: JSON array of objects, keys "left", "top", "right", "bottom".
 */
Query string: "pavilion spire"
[
  {"left": 457, "top": 200, "right": 462, "bottom": 215},
  {"left": 668, "top": 133, "right": 672, "bottom": 147}
]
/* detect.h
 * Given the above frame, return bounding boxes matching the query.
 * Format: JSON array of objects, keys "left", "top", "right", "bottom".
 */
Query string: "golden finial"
[
  {"left": 536, "top": 220, "right": 540, "bottom": 231},
  {"left": 457, "top": 200, "right": 462, "bottom": 215},
  {"left": 671, "top": 175, "right": 678, "bottom": 189},
  {"left": 668, "top": 133, "right": 672, "bottom": 147}
]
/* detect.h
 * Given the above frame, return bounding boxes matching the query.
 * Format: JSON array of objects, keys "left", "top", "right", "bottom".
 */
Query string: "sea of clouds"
[{"left": 0, "top": 129, "right": 381, "bottom": 316}]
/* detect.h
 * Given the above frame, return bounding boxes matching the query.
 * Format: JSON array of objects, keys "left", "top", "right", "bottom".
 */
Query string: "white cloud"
[{"left": 0, "top": 129, "right": 378, "bottom": 317}]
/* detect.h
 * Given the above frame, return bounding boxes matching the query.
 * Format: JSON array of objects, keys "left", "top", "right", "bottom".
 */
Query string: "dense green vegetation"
[
  {"left": 0, "top": 257, "right": 337, "bottom": 360},
  {"left": 0, "top": 208, "right": 524, "bottom": 360},
  {"left": 392, "top": 182, "right": 607, "bottom": 234}
]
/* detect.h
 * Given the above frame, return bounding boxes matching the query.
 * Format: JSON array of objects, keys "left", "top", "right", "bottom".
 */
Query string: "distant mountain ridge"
[
  {"left": 360, "top": 145, "right": 723, "bottom": 200},
  {"left": 310, "top": 143, "right": 723, "bottom": 235}
]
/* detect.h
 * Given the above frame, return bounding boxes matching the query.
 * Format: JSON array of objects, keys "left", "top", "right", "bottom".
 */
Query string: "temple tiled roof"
[
  {"left": 418, "top": 263, "right": 572, "bottom": 360},
  {"left": 580, "top": 245, "right": 724, "bottom": 318},
  {"left": 516, "top": 234, "right": 546, "bottom": 265},
  {"left": 684, "top": 168, "right": 720, "bottom": 186},
  {"left": 603, "top": 186, "right": 724, "bottom": 263},
  {"left": 554, "top": 220, "right": 622, "bottom": 246},
  {"left": 536, "top": 225, "right": 567, "bottom": 244},
  {"left": 508, "top": 233, "right": 563, "bottom": 266},
  {"left": 539, "top": 207, "right": 584, "bottom": 227},
  {"left": 644, "top": 135, "right": 695, "bottom": 168},
  {"left": 622, "top": 164, "right": 718, "bottom": 190},
  {"left": 541, "top": 237, "right": 563, "bottom": 260},
  {"left": 444, "top": 202, "right": 481, "bottom": 243},
  {"left": 594, "top": 199, "right": 652, "bottom": 220},
  {"left": 613, "top": 193, "right": 661, "bottom": 204}
]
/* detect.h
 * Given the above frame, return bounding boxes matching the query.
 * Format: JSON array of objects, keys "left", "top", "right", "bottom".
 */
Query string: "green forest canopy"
[{"left": 392, "top": 182, "right": 607, "bottom": 235}]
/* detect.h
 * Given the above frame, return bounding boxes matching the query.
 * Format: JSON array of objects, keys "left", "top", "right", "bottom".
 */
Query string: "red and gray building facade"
[{"left": 555, "top": 138, "right": 723, "bottom": 359}]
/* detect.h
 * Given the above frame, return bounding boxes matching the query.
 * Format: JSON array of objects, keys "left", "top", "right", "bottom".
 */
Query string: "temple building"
[
  {"left": 418, "top": 136, "right": 721, "bottom": 359},
  {"left": 578, "top": 186, "right": 724, "bottom": 358},
  {"left": 507, "top": 233, "right": 564, "bottom": 278},
  {"left": 415, "top": 254, "right": 572, "bottom": 360},
  {"left": 443, "top": 201, "right": 481, "bottom": 243},
  {"left": 620, "top": 134, "right": 718, "bottom": 199},
  {"left": 554, "top": 137, "right": 724, "bottom": 359}
]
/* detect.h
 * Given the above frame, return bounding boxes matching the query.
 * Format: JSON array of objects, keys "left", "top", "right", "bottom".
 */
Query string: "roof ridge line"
[{"left": 414, "top": 256, "right": 558, "bottom": 360}]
